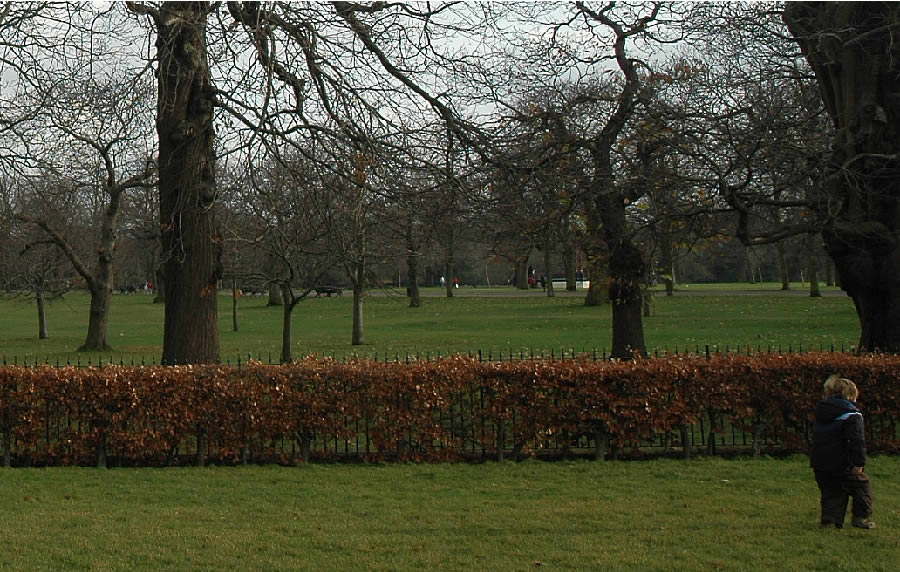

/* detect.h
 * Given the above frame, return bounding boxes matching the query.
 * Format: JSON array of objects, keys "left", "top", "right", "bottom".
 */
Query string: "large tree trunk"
[
  {"left": 786, "top": 3, "right": 900, "bottom": 351},
  {"left": 79, "top": 178, "right": 122, "bottom": 352},
  {"left": 659, "top": 228, "right": 676, "bottom": 296},
  {"left": 406, "top": 221, "right": 421, "bottom": 308},
  {"left": 563, "top": 243, "right": 577, "bottom": 291},
  {"left": 772, "top": 190, "right": 790, "bottom": 291},
  {"left": 36, "top": 289, "right": 47, "bottom": 340},
  {"left": 280, "top": 283, "right": 293, "bottom": 364},
  {"left": 155, "top": 3, "right": 220, "bottom": 364},
  {"left": 444, "top": 230, "right": 455, "bottom": 298},
  {"left": 808, "top": 251, "right": 822, "bottom": 298},
  {"left": 352, "top": 260, "right": 365, "bottom": 345},
  {"left": 776, "top": 242, "right": 790, "bottom": 290},
  {"left": 586, "top": 148, "right": 646, "bottom": 355},
  {"left": 514, "top": 254, "right": 529, "bottom": 290},
  {"left": 608, "top": 232, "right": 646, "bottom": 359},
  {"left": 23, "top": 181, "right": 122, "bottom": 351},
  {"left": 543, "top": 242, "right": 554, "bottom": 298},
  {"left": 232, "top": 278, "right": 239, "bottom": 332},
  {"left": 79, "top": 282, "right": 112, "bottom": 352},
  {"left": 267, "top": 280, "right": 283, "bottom": 306},
  {"left": 407, "top": 257, "right": 421, "bottom": 307},
  {"left": 583, "top": 209, "right": 610, "bottom": 306}
]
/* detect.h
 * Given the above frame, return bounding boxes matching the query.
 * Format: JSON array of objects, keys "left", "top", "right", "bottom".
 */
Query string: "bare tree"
[
  {"left": 467, "top": 2, "right": 691, "bottom": 357},
  {"left": 15, "top": 72, "right": 155, "bottom": 351},
  {"left": 0, "top": 185, "right": 75, "bottom": 340},
  {"left": 224, "top": 150, "right": 334, "bottom": 363},
  {"left": 0, "top": 5, "right": 156, "bottom": 352}
]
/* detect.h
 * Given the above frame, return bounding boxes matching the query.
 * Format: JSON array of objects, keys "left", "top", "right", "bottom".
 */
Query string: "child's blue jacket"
[{"left": 810, "top": 397, "right": 866, "bottom": 474}]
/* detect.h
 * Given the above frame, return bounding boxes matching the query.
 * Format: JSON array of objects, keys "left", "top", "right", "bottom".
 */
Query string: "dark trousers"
[{"left": 814, "top": 469, "right": 874, "bottom": 527}]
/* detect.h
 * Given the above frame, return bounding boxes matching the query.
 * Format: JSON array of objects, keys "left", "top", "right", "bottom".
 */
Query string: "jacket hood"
[{"left": 815, "top": 397, "right": 859, "bottom": 424}]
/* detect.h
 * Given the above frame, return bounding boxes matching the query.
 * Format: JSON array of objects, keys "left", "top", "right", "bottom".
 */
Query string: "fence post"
[
  {"left": 96, "top": 429, "right": 107, "bottom": 469},
  {"left": 196, "top": 428, "right": 206, "bottom": 467},
  {"left": 680, "top": 425, "right": 691, "bottom": 459},
  {"left": 300, "top": 431, "right": 312, "bottom": 464},
  {"left": 2, "top": 435, "right": 9, "bottom": 468},
  {"left": 594, "top": 424, "right": 608, "bottom": 461},
  {"left": 497, "top": 421, "right": 505, "bottom": 463}
]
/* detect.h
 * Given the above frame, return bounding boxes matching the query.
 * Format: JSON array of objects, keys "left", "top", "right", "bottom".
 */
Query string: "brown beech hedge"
[{"left": 0, "top": 352, "right": 897, "bottom": 467}]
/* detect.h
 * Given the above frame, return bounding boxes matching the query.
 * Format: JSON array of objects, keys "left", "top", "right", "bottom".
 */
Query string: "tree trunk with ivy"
[
  {"left": 591, "top": 186, "right": 646, "bottom": 358},
  {"left": 150, "top": 2, "right": 221, "bottom": 364}
]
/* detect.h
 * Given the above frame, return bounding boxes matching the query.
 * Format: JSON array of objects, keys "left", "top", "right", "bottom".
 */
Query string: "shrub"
[{"left": 0, "top": 353, "right": 896, "bottom": 466}]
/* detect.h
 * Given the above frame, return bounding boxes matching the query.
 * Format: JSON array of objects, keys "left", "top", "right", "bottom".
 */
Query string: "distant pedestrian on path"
[{"left": 810, "top": 375, "right": 875, "bottom": 529}]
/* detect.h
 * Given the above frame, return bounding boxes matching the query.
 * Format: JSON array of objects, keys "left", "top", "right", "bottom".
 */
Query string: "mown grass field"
[
  {"left": 0, "top": 284, "right": 858, "bottom": 363},
  {"left": 1, "top": 457, "right": 896, "bottom": 571}
]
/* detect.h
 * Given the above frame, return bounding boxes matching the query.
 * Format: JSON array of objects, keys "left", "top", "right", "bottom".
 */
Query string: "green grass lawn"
[
  {"left": 1, "top": 457, "right": 896, "bottom": 571},
  {"left": 0, "top": 286, "right": 859, "bottom": 363}
]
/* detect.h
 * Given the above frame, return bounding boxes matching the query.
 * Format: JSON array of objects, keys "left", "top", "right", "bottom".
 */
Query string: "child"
[{"left": 810, "top": 375, "right": 875, "bottom": 529}]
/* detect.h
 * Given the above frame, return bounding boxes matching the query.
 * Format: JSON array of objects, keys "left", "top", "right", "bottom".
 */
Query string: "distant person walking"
[{"left": 810, "top": 375, "right": 875, "bottom": 529}]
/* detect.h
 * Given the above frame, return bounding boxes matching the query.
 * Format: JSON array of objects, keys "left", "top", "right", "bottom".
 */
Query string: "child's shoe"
[{"left": 851, "top": 518, "right": 876, "bottom": 529}]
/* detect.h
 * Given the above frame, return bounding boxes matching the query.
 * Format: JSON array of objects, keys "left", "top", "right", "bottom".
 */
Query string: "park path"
[{"left": 386, "top": 286, "right": 847, "bottom": 298}]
